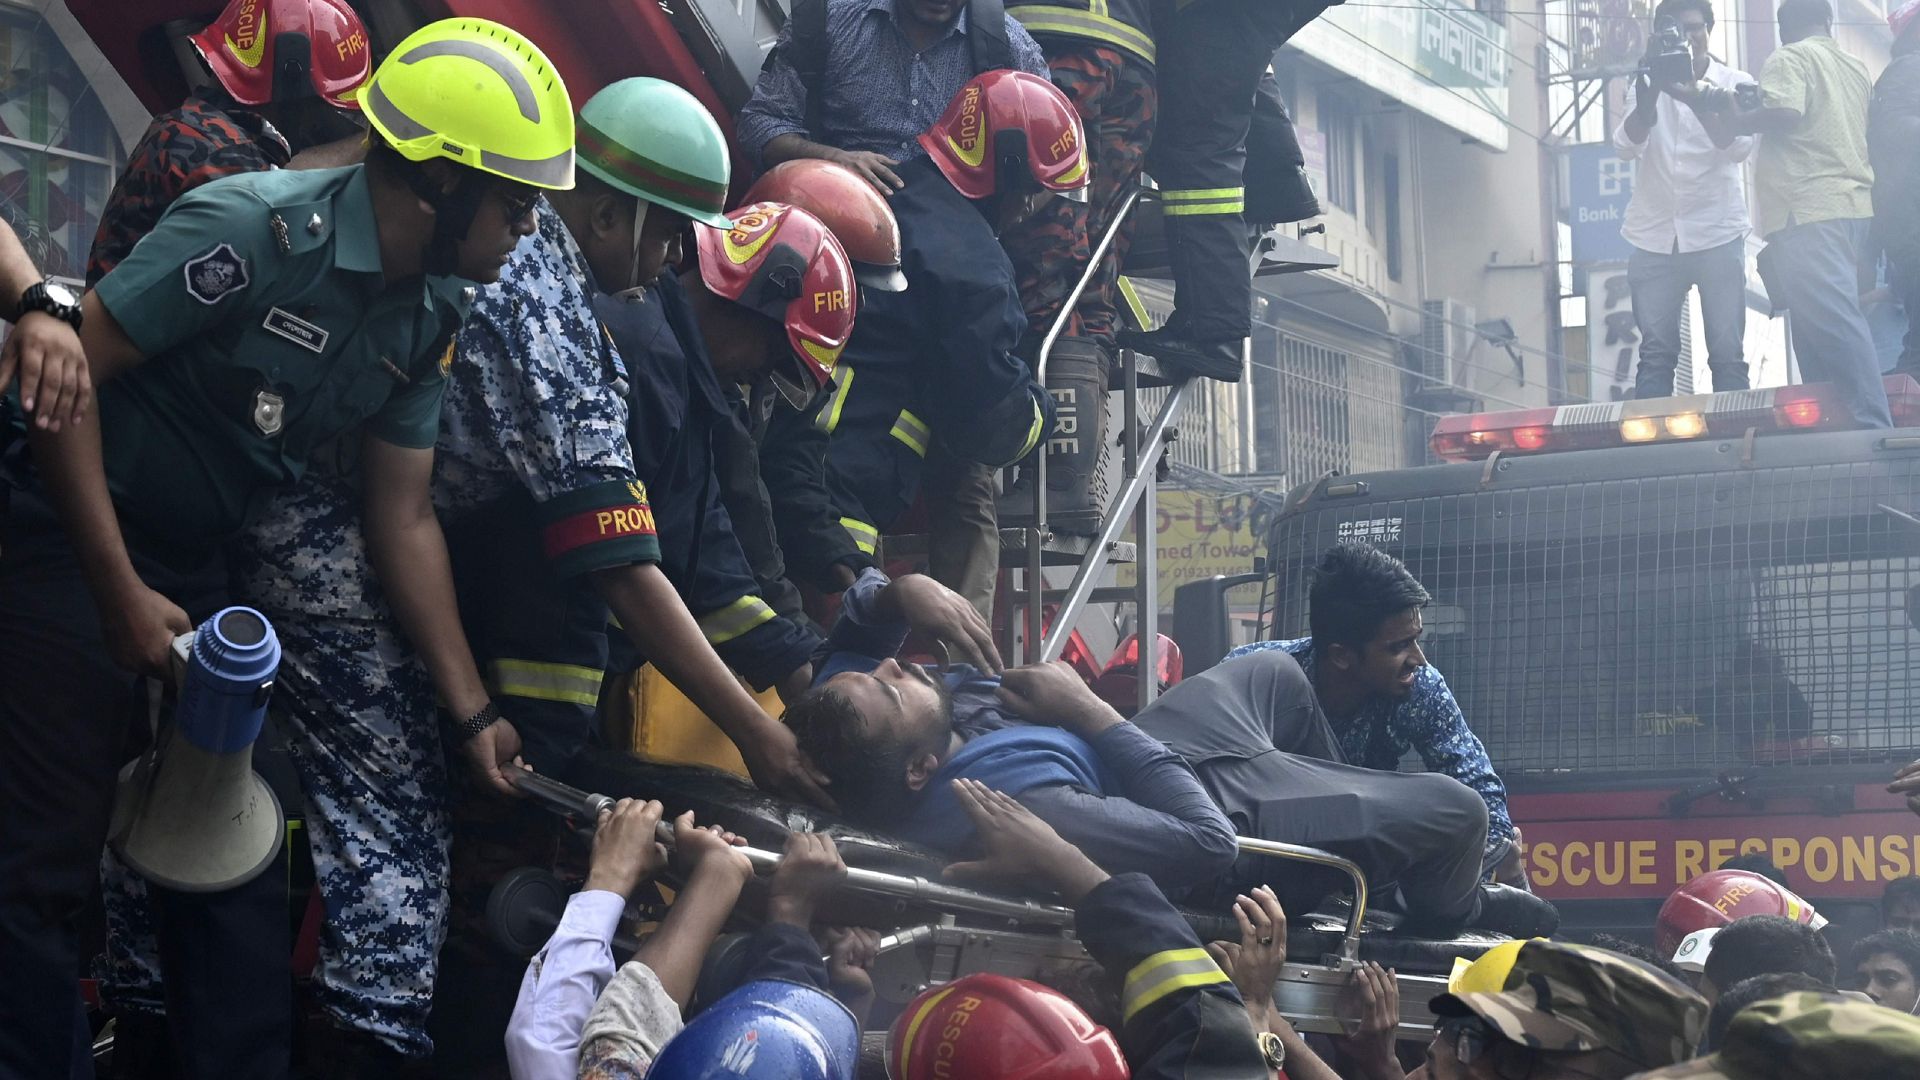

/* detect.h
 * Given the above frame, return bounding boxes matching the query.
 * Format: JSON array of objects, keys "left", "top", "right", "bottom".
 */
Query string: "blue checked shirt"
[
  {"left": 1226, "top": 637, "right": 1516, "bottom": 850},
  {"left": 735, "top": 0, "right": 1048, "bottom": 167}
]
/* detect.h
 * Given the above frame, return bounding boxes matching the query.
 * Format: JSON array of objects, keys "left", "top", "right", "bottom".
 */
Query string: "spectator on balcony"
[
  {"left": 1731, "top": 0, "right": 1891, "bottom": 428},
  {"left": 1613, "top": 0, "right": 1754, "bottom": 400}
]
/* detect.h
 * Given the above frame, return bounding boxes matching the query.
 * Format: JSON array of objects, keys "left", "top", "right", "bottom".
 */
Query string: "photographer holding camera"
[
  {"left": 1727, "top": 0, "right": 1892, "bottom": 428},
  {"left": 1614, "top": 0, "right": 1755, "bottom": 400}
]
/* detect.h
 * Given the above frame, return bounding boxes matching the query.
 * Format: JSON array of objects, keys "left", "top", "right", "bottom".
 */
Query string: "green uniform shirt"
[
  {"left": 1756, "top": 35, "right": 1876, "bottom": 237},
  {"left": 92, "top": 164, "right": 469, "bottom": 553}
]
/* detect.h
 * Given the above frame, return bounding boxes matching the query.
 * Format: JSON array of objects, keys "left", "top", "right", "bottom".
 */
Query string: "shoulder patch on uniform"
[
  {"left": 262, "top": 307, "right": 329, "bottom": 353},
  {"left": 183, "top": 243, "right": 250, "bottom": 305}
]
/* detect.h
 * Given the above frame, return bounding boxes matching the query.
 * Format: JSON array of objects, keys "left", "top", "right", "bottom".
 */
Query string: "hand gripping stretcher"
[{"left": 495, "top": 760, "right": 1503, "bottom": 1040}]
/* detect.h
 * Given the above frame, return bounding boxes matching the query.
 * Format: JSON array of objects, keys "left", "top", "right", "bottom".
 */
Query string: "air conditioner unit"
[{"left": 1417, "top": 298, "right": 1477, "bottom": 386}]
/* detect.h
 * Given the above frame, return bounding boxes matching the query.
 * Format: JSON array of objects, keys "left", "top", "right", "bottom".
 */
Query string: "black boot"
[
  {"left": 1119, "top": 325, "right": 1246, "bottom": 383},
  {"left": 1469, "top": 882, "right": 1561, "bottom": 938},
  {"left": 999, "top": 339, "right": 1111, "bottom": 534},
  {"left": 103, "top": 1010, "right": 178, "bottom": 1080}
]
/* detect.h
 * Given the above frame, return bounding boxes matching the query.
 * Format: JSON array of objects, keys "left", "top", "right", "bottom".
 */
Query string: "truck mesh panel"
[{"left": 1260, "top": 457, "right": 1920, "bottom": 775}]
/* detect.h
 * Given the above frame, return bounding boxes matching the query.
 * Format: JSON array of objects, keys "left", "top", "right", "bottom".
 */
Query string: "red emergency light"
[{"left": 1431, "top": 375, "right": 1920, "bottom": 462}]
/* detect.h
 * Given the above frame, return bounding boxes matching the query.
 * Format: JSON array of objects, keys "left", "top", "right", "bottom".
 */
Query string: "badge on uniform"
[
  {"left": 183, "top": 243, "right": 250, "bottom": 305},
  {"left": 263, "top": 307, "right": 330, "bottom": 353},
  {"left": 252, "top": 390, "right": 286, "bottom": 437}
]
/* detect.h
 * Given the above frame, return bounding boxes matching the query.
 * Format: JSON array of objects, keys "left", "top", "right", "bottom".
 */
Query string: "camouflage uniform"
[
  {"left": 1433, "top": 938, "right": 1707, "bottom": 1073},
  {"left": 432, "top": 199, "right": 658, "bottom": 772},
  {"left": 1001, "top": 43, "right": 1156, "bottom": 348},
  {"left": 103, "top": 454, "right": 455, "bottom": 1060},
  {"left": 85, "top": 83, "right": 289, "bottom": 287},
  {"left": 1630, "top": 991, "right": 1920, "bottom": 1079}
]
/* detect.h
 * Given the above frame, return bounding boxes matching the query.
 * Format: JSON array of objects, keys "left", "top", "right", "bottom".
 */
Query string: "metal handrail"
[
  {"left": 1236, "top": 836, "right": 1369, "bottom": 964},
  {"left": 1025, "top": 185, "right": 1146, "bottom": 662},
  {"left": 1038, "top": 381, "right": 1189, "bottom": 661}
]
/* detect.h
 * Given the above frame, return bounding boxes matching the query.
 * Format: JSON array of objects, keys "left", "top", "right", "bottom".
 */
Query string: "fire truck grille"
[{"left": 1261, "top": 452, "right": 1920, "bottom": 776}]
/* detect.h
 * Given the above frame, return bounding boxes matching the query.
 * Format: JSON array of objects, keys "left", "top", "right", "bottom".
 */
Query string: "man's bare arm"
[
  {"left": 29, "top": 294, "right": 190, "bottom": 676},
  {"left": 360, "top": 434, "right": 525, "bottom": 797},
  {"left": 1, "top": 217, "right": 90, "bottom": 430}
]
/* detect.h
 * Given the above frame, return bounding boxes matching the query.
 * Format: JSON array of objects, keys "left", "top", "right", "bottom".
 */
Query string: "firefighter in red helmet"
[
  {"left": 744, "top": 160, "right": 909, "bottom": 294},
  {"left": 760, "top": 70, "right": 1086, "bottom": 617},
  {"left": 1657, "top": 868, "right": 1829, "bottom": 971},
  {"left": 886, "top": 780, "right": 1270, "bottom": 1079},
  {"left": 86, "top": 0, "right": 373, "bottom": 285}
]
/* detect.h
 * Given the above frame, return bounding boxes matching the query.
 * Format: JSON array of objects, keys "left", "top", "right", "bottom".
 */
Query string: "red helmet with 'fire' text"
[
  {"left": 1656, "top": 869, "right": 1828, "bottom": 961},
  {"left": 696, "top": 202, "right": 857, "bottom": 408},
  {"left": 190, "top": 0, "right": 370, "bottom": 109}
]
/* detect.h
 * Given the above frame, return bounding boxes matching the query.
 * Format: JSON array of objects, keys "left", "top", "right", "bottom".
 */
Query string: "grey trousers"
[{"left": 1132, "top": 649, "right": 1488, "bottom": 931}]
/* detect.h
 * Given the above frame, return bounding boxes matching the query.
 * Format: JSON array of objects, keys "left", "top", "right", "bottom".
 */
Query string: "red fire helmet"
[
  {"left": 886, "top": 974, "right": 1127, "bottom": 1080},
  {"left": 917, "top": 70, "right": 1090, "bottom": 203},
  {"left": 742, "top": 160, "right": 907, "bottom": 293},
  {"left": 1655, "top": 869, "right": 1828, "bottom": 959},
  {"left": 695, "top": 202, "right": 856, "bottom": 407},
  {"left": 191, "top": 0, "right": 370, "bottom": 109}
]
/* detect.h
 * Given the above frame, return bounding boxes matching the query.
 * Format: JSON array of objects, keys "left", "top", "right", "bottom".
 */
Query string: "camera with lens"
[
  {"left": 1696, "top": 81, "right": 1761, "bottom": 113},
  {"left": 1641, "top": 19, "right": 1696, "bottom": 87}
]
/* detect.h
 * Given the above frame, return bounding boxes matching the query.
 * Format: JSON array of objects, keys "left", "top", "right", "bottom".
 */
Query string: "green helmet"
[{"left": 576, "top": 77, "right": 731, "bottom": 228}]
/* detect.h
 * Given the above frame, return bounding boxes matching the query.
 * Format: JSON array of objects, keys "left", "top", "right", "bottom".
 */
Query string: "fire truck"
[{"left": 1222, "top": 374, "right": 1920, "bottom": 953}]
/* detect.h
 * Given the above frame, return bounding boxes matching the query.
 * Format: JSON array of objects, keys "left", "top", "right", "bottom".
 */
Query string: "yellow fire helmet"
[{"left": 357, "top": 17, "right": 575, "bottom": 191}]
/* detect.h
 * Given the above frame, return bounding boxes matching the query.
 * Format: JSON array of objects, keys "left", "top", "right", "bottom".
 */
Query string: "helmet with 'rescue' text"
[
  {"left": 1656, "top": 869, "right": 1828, "bottom": 961},
  {"left": 885, "top": 973, "right": 1128, "bottom": 1080},
  {"left": 696, "top": 202, "right": 857, "bottom": 408},
  {"left": 917, "top": 70, "right": 1089, "bottom": 204},
  {"left": 191, "top": 0, "right": 371, "bottom": 109},
  {"left": 743, "top": 160, "right": 907, "bottom": 292}
]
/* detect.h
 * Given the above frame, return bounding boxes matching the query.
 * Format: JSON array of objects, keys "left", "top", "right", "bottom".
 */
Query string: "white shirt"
[
  {"left": 504, "top": 890, "right": 625, "bottom": 1080},
  {"left": 1612, "top": 58, "right": 1756, "bottom": 254}
]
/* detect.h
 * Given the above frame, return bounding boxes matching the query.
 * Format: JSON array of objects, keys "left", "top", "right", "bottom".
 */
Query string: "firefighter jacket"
[
  {"left": 760, "top": 380, "right": 878, "bottom": 589},
  {"left": 595, "top": 272, "right": 820, "bottom": 690},
  {"left": 1009, "top": 0, "right": 1158, "bottom": 67},
  {"left": 719, "top": 380, "right": 821, "bottom": 629},
  {"left": 1077, "top": 873, "right": 1271, "bottom": 1078},
  {"left": 763, "top": 155, "right": 1053, "bottom": 581}
]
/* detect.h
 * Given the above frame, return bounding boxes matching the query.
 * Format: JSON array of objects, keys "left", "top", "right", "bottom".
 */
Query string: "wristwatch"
[
  {"left": 449, "top": 699, "right": 501, "bottom": 744},
  {"left": 16, "top": 278, "right": 82, "bottom": 332},
  {"left": 1257, "top": 1030, "right": 1286, "bottom": 1071}
]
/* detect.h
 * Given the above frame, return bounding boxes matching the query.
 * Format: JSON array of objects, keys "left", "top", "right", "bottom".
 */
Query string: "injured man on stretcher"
[{"left": 784, "top": 569, "right": 1559, "bottom": 939}]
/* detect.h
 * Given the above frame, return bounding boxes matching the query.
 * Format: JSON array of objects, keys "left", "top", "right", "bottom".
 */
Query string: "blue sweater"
[{"left": 813, "top": 570, "right": 1239, "bottom": 893}]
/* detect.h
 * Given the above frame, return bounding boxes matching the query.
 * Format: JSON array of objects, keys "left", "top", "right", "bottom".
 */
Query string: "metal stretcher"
[{"left": 501, "top": 762, "right": 1487, "bottom": 1038}]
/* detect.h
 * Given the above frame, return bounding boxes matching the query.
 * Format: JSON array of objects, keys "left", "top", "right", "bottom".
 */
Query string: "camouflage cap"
[
  {"left": 1628, "top": 992, "right": 1920, "bottom": 1080},
  {"left": 1430, "top": 939, "right": 1707, "bottom": 1070}
]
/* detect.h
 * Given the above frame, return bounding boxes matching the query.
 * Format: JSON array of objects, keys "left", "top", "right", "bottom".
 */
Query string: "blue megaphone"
[{"left": 109, "top": 607, "right": 286, "bottom": 892}]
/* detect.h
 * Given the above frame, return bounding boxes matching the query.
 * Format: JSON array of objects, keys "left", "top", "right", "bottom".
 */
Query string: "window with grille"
[{"left": 0, "top": 7, "right": 125, "bottom": 285}]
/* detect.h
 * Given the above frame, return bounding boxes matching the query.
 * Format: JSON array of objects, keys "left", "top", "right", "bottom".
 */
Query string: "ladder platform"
[{"left": 883, "top": 529, "right": 1136, "bottom": 568}]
